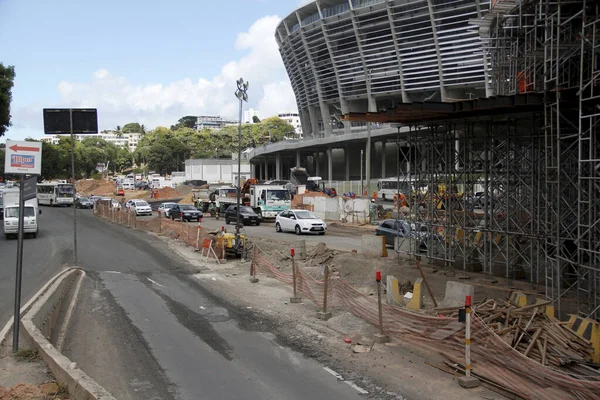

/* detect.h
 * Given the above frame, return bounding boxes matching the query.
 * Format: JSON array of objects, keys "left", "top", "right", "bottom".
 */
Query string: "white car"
[
  {"left": 125, "top": 199, "right": 135, "bottom": 210},
  {"left": 130, "top": 200, "right": 152, "bottom": 216},
  {"left": 158, "top": 202, "right": 177, "bottom": 218},
  {"left": 275, "top": 209, "right": 327, "bottom": 235}
]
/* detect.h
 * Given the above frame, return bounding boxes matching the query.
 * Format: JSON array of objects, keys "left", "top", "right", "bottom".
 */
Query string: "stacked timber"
[{"left": 474, "top": 299, "right": 594, "bottom": 367}]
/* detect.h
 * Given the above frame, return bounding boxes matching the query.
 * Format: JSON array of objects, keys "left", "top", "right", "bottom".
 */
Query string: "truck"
[
  {"left": 193, "top": 186, "right": 239, "bottom": 215},
  {"left": 2, "top": 187, "right": 41, "bottom": 239},
  {"left": 244, "top": 183, "right": 291, "bottom": 219}
]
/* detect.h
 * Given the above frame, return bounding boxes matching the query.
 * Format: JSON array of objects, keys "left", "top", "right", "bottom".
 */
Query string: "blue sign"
[{"left": 10, "top": 154, "right": 35, "bottom": 169}]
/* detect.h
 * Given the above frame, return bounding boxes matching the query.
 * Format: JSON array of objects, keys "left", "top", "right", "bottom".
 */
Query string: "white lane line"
[
  {"left": 147, "top": 278, "right": 164, "bottom": 288},
  {"left": 105, "top": 271, "right": 121, "bottom": 274},
  {"left": 324, "top": 367, "right": 369, "bottom": 394},
  {"left": 345, "top": 381, "right": 369, "bottom": 395},
  {"left": 323, "top": 367, "right": 344, "bottom": 381}
]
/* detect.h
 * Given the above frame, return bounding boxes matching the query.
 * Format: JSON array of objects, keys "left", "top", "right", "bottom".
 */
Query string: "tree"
[
  {"left": 170, "top": 116, "right": 197, "bottom": 131},
  {"left": 252, "top": 115, "right": 261, "bottom": 124},
  {"left": 0, "top": 63, "right": 16, "bottom": 137},
  {"left": 114, "top": 147, "right": 133, "bottom": 172},
  {"left": 122, "top": 122, "right": 143, "bottom": 133}
]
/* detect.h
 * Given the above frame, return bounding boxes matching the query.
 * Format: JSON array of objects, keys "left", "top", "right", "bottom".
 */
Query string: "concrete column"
[
  {"left": 296, "top": 151, "right": 301, "bottom": 168},
  {"left": 381, "top": 141, "right": 386, "bottom": 178},
  {"left": 309, "top": 106, "right": 319, "bottom": 137},
  {"left": 315, "top": 152, "right": 321, "bottom": 176},
  {"left": 259, "top": 162, "right": 263, "bottom": 181},
  {"left": 276, "top": 153, "right": 282, "bottom": 180},
  {"left": 264, "top": 158, "right": 268, "bottom": 180},
  {"left": 327, "top": 147, "right": 333, "bottom": 186},
  {"left": 319, "top": 102, "right": 332, "bottom": 136},
  {"left": 344, "top": 145, "right": 350, "bottom": 181}
]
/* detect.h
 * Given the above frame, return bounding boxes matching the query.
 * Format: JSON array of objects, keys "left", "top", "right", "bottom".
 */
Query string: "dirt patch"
[
  {"left": 178, "top": 192, "right": 194, "bottom": 204},
  {"left": 176, "top": 185, "right": 194, "bottom": 196},
  {"left": 156, "top": 187, "right": 179, "bottom": 199},
  {"left": 76, "top": 179, "right": 115, "bottom": 196}
]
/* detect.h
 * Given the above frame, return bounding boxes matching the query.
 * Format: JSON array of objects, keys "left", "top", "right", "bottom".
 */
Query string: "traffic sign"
[
  {"left": 4, "top": 140, "right": 42, "bottom": 175},
  {"left": 22, "top": 176, "right": 38, "bottom": 201}
]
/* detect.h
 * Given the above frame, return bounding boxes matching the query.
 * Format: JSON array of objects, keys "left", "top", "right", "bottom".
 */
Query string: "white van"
[{"left": 4, "top": 205, "right": 41, "bottom": 239}]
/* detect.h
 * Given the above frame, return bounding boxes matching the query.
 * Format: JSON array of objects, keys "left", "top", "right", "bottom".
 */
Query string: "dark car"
[
  {"left": 75, "top": 196, "right": 93, "bottom": 209},
  {"left": 225, "top": 205, "right": 261, "bottom": 226},
  {"left": 0, "top": 197, "right": 3, "bottom": 220},
  {"left": 375, "top": 219, "right": 439, "bottom": 253},
  {"left": 169, "top": 204, "right": 203, "bottom": 222}
]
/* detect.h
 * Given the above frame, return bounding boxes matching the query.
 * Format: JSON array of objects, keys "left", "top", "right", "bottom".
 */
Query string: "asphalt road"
[
  {"left": 48, "top": 207, "right": 365, "bottom": 399},
  {"left": 0, "top": 206, "right": 78, "bottom": 328}
]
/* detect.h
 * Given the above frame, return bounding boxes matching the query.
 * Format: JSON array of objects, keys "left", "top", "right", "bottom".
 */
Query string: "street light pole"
[
  {"left": 235, "top": 78, "right": 249, "bottom": 253},
  {"left": 366, "top": 69, "right": 372, "bottom": 197}
]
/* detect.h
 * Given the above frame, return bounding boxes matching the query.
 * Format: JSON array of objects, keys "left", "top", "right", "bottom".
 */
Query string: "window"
[
  {"left": 267, "top": 190, "right": 290, "bottom": 201},
  {"left": 295, "top": 211, "right": 318, "bottom": 219}
]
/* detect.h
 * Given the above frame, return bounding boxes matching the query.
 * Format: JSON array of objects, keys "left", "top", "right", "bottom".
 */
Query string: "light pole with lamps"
[{"left": 235, "top": 78, "right": 249, "bottom": 252}]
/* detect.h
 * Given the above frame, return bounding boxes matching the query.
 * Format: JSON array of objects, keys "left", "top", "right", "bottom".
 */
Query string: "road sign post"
[
  {"left": 4, "top": 140, "right": 42, "bottom": 352},
  {"left": 43, "top": 108, "right": 98, "bottom": 265}
]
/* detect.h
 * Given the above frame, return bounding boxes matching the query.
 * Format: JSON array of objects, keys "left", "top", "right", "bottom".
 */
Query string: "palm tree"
[{"left": 140, "top": 124, "right": 146, "bottom": 134}]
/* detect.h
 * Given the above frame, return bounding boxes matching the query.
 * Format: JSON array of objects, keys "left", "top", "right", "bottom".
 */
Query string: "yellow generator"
[{"left": 216, "top": 231, "right": 247, "bottom": 258}]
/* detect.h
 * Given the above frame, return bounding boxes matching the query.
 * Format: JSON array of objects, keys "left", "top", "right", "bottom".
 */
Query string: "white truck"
[
  {"left": 2, "top": 187, "right": 41, "bottom": 239},
  {"left": 245, "top": 184, "right": 291, "bottom": 219},
  {"left": 193, "top": 186, "right": 238, "bottom": 214}
]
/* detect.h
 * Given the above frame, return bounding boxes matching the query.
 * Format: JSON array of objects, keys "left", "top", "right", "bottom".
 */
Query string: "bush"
[{"left": 91, "top": 173, "right": 103, "bottom": 180}]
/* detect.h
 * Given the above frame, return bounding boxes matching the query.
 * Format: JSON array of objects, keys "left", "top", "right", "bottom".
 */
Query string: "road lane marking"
[
  {"left": 147, "top": 278, "right": 164, "bottom": 288},
  {"left": 345, "top": 381, "right": 369, "bottom": 395},
  {"left": 105, "top": 271, "right": 121, "bottom": 274},
  {"left": 323, "top": 367, "right": 369, "bottom": 394}
]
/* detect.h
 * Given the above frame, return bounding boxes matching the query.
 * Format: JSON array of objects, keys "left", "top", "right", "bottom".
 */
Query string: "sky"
[{"left": 0, "top": 0, "right": 313, "bottom": 141}]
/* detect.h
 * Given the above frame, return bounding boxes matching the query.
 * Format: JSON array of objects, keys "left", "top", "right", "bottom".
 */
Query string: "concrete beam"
[{"left": 276, "top": 153, "right": 282, "bottom": 180}]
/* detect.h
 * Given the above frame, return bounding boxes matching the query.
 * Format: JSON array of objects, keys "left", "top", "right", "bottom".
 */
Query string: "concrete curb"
[
  {"left": 0, "top": 267, "right": 72, "bottom": 347},
  {"left": 19, "top": 268, "right": 116, "bottom": 400}
]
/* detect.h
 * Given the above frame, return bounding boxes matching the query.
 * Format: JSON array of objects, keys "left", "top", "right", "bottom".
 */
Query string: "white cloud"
[{"left": 12, "top": 15, "right": 297, "bottom": 133}]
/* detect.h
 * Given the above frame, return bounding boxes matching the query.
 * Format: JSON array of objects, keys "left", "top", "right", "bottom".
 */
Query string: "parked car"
[
  {"left": 169, "top": 204, "right": 203, "bottom": 222},
  {"left": 158, "top": 202, "right": 177, "bottom": 218},
  {"left": 375, "top": 219, "right": 440, "bottom": 253},
  {"left": 275, "top": 209, "right": 326, "bottom": 235},
  {"left": 75, "top": 196, "right": 93, "bottom": 209},
  {"left": 225, "top": 205, "right": 261, "bottom": 226},
  {"left": 130, "top": 200, "right": 153, "bottom": 216},
  {"left": 125, "top": 199, "right": 135, "bottom": 210},
  {"left": 111, "top": 199, "right": 121, "bottom": 209},
  {"left": 115, "top": 187, "right": 125, "bottom": 196},
  {"left": 0, "top": 197, "right": 3, "bottom": 220}
]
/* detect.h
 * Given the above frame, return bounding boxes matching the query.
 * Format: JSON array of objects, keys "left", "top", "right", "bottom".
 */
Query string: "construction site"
[{"left": 339, "top": 0, "right": 600, "bottom": 325}]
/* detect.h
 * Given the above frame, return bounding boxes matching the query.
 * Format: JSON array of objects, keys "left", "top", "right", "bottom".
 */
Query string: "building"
[
  {"left": 243, "top": 108, "right": 260, "bottom": 124},
  {"left": 275, "top": 0, "right": 490, "bottom": 138},
  {"left": 37, "top": 130, "right": 143, "bottom": 152},
  {"left": 277, "top": 112, "right": 302, "bottom": 138},
  {"left": 184, "top": 158, "right": 251, "bottom": 185},
  {"left": 195, "top": 115, "right": 238, "bottom": 131}
]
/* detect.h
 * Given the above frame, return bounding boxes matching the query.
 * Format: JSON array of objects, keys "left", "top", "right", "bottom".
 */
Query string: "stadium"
[{"left": 248, "top": 0, "right": 600, "bottom": 321}]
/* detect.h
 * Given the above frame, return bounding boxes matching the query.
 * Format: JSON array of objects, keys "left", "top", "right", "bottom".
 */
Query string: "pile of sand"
[
  {"left": 156, "top": 187, "right": 179, "bottom": 199},
  {"left": 76, "top": 179, "right": 115, "bottom": 195},
  {"left": 178, "top": 192, "right": 194, "bottom": 204},
  {"left": 176, "top": 185, "right": 194, "bottom": 196}
]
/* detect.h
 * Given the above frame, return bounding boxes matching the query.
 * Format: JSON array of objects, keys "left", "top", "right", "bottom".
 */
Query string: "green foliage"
[
  {"left": 122, "top": 122, "right": 143, "bottom": 133},
  {"left": 0, "top": 63, "right": 16, "bottom": 137},
  {"left": 170, "top": 116, "right": 197, "bottom": 131}
]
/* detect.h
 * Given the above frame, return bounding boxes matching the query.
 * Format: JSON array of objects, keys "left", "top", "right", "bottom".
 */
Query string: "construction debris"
[{"left": 473, "top": 299, "right": 594, "bottom": 367}]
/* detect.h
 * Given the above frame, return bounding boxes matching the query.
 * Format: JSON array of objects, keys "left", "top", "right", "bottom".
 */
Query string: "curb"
[
  {"left": 19, "top": 268, "right": 116, "bottom": 400},
  {"left": 0, "top": 267, "right": 72, "bottom": 347}
]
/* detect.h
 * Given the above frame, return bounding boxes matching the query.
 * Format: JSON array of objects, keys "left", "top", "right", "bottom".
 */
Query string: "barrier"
[{"left": 251, "top": 245, "right": 600, "bottom": 400}]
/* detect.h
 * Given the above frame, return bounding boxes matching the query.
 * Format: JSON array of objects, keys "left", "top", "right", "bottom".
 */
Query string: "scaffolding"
[{"left": 392, "top": 0, "right": 600, "bottom": 321}]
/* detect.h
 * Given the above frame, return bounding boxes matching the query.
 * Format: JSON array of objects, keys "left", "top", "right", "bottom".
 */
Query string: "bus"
[{"left": 37, "top": 182, "right": 74, "bottom": 206}]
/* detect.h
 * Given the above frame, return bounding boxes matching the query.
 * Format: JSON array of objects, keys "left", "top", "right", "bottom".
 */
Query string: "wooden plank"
[
  {"left": 539, "top": 334, "right": 548, "bottom": 366},
  {"left": 523, "top": 327, "right": 543, "bottom": 357}
]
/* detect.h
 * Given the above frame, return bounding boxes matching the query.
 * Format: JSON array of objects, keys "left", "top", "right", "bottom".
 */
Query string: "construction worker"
[
  {"left": 369, "top": 199, "right": 377, "bottom": 224},
  {"left": 393, "top": 193, "right": 398, "bottom": 209}
]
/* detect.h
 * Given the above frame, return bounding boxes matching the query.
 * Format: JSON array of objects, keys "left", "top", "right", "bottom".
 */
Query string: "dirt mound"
[
  {"left": 178, "top": 192, "right": 194, "bottom": 204},
  {"left": 156, "top": 187, "right": 179, "bottom": 199},
  {"left": 176, "top": 185, "right": 193, "bottom": 195},
  {"left": 76, "top": 179, "right": 115, "bottom": 195}
]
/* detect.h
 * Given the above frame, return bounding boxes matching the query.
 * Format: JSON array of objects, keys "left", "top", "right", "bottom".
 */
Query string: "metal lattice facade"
[{"left": 276, "top": 0, "right": 492, "bottom": 137}]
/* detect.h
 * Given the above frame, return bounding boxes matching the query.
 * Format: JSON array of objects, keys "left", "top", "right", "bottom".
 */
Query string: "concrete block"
[
  {"left": 510, "top": 291, "right": 528, "bottom": 307},
  {"left": 386, "top": 275, "right": 402, "bottom": 306},
  {"left": 438, "top": 281, "right": 475, "bottom": 309},
  {"left": 317, "top": 311, "right": 332, "bottom": 320},
  {"left": 373, "top": 333, "right": 390, "bottom": 343},
  {"left": 290, "top": 297, "right": 302, "bottom": 303},
  {"left": 458, "top": 376, "right": 480, "bottom": 388},
  {"left": 249, "top": 277, "right": 259, "bottom": 283},
  {"left": 407, "top": 278, "right": 423, "bottom": 310},
  {"left": 361, "top": 235, "right": 385, "bottom": 257}
]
